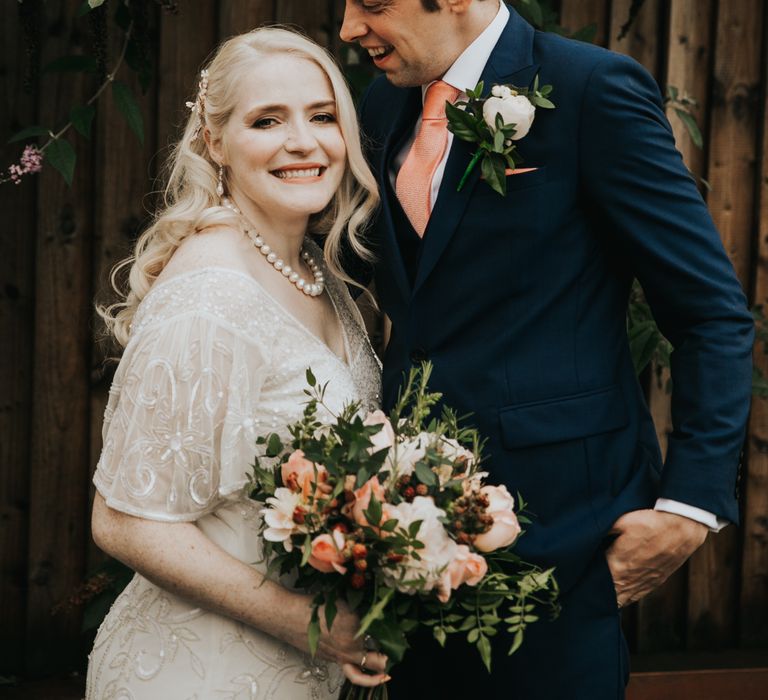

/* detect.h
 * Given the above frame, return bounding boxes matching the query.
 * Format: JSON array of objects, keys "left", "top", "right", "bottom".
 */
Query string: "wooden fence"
[{"left": 1, "top": 0, "right": 767, "bottom": 680}]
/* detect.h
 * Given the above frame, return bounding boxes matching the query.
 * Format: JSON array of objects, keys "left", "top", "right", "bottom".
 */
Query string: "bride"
[{"left": 86, "top": 27, "right": 389, "bottom": 699}]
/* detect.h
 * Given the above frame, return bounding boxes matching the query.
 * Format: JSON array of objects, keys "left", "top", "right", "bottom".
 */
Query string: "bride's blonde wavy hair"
[{"left": 100, "top": 26, "right": 379, "bottom": 347}]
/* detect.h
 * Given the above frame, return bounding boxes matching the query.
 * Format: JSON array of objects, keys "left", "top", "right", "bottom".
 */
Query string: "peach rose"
[
  {"left": 352, "top": 476, "right": 387, "bottom": 526},
  {"left": 308, "top": 529, "right": 348, "bottom": 574},
  {"left": 281, "top": 450, "right": 327, "bottom": 497},
  {"left": 436, "top": 544, "right": 488, "bottom": 602},
  {"left": 480, "top": 484, "right": 516, "bottom": 513},
  {"left": 473, "top": 511, "right": 521, "bottom": 553},
  {"left": 363, "top": 410, "right": 396, "bottom": 454}
]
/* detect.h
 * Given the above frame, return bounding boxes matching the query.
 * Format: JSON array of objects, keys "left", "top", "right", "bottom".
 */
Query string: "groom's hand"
[{"left": 605, "top": 509, "right": 708, "bottom": 608}]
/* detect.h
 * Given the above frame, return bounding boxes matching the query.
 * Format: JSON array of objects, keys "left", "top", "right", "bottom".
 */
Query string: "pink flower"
[
  {"left": 352, "top": 476, "right": 387, "bottom": 526},
  {"left": 281, "top": 450, "right": 327, "bottom": 497},
  {"left": 474, "top": 511, "right": 521, "bottom": 552},
  {"left": 363, "top": 410, "right": 396, "bottom": 454},
  {"left": 7, "top": 144, "right": 43, "bottom": 185},
  {"left": 472, "top": 484, "right": 521, "bottom": 553},
  {"left": 437, "top": 545, "right": 488, "bottom": 603},
  {"left": 481, "top": 484, "right": 516, "bottom": 513},
  {"left": 308, "top": 529, "right": 348, "bottom": 574}
]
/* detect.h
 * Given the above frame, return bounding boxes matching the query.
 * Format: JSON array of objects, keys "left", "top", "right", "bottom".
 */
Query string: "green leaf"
[
  {"left": 356, "top": 587, "right": 395, "bottom": 638},
  {"left": 307, "top": 606, "right": 321, "bottom": 657},
  {"left": 45, "top": 138, "right": 76, "bottom": 186},
  {"left": 266, "top": 433, "right": 283, "bottom": 458},
  {"left": 112, "top": 81, "right": 144, "bottom": 145},
  {"left": 43, "top": 55, "right": 98, "bottom": 74},
  {"left": 364, "top": 493, "right": 382, "bottom": 527},
  {"left": 324, "top": 592, "right": 338, "bottom": 632},
  {"left": 114, "top": 2, "right": 132, "bottom": 31},
  {"left": 493, "top": 128, "right": 505, "bottom": 152},
  {"left": 433, "top": 626, "right": 447, "bottom": 647},
  {"left": 300, "top": 534, "right": 312, "bottom": 567},
  {"left": 480, "top": 154, "right": 507, "bottom": 197},
  {"left": 8, "top": 126, "right": 50, "bottom": 144},
  {"left": 306, "top": 367, "right": 316, "bottom": 387},
  {"left": 477, "top": 634, "right": 492, "bottom": 672},
  {"left": 414, "top": 461, "right": 437, "bottom": 486},
  {"left": 570, "top": 23, "right": 598, "bottom": 44},
  {"left": 508, "top": 628, "right": 524, "bottom": 655},
  {"left": 70, "top": 104, "right": 96, "bottom": 139},
  {"left": 674, "top": 108, "right": 703, "bottom": 149},
  {"left": 534, "top": 95, "right": 556, "bottom": 109}
]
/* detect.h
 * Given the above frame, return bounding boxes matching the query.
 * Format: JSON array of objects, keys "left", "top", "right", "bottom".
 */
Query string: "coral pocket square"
[{"left": 481, "top": 167, "right": 538, "bottom": 180}]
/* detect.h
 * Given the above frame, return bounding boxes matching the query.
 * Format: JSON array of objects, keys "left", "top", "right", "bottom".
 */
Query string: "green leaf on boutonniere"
[
  {"left": 447, "top": 77, "right": 556, "bottom": 195},
  {"left": 481, "top": 154, "right": 507, "bottom": 197}
]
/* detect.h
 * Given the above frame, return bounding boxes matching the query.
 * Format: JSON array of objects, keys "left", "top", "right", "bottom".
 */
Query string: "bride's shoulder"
[{"left": 158, "top": 225, "right": 252, "bottom": 281}]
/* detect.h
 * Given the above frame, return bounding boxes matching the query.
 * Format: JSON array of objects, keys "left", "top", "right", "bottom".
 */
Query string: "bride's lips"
[{"left": 270, "top": 163, "right": 327, "bottom": 183}]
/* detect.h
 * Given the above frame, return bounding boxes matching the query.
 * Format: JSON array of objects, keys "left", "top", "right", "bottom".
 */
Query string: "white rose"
[
  {"left": 262, "top": 487, "right": 304, "bottom": 549},
  {"left": 483, "top": 93, "right": 535, "bottom": 140},
  {"left": 385, "top": 432, "right": 431, "bottom": 478},
  {"left": 382, "top": 497, "right": 457, "bottom": 593}
]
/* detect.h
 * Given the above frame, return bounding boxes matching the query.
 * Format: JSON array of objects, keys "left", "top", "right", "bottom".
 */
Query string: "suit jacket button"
[{"left": 410, "top": 348, "right": 428, "bottom": 363}]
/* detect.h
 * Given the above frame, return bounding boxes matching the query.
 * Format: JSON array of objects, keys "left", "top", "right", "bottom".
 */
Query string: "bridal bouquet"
[{"left": 249, "top": 363, "right": 558, "bottom": 698}]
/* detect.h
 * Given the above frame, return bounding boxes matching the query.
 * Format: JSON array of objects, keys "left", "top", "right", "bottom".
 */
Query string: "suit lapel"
[
  {"left": 413, "top": 7, "right": 540, "bottom": 295},
  {"left": 378, "top": 86, "right": 422, "bottom": 302}
]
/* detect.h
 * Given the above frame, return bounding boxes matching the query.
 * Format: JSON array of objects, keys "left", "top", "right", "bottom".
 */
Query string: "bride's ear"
[{"left": 204, "top": 126, "right": 225, "bottom": 167}]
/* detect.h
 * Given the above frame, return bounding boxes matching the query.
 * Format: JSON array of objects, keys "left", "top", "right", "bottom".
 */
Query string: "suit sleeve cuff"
[{"left": 654, "top": 498, "right": 729, "bottom": 532}]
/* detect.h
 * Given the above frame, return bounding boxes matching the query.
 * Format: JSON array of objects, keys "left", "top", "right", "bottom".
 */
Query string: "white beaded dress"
[{"left": 85, "top": 241, "right": 382, "bottom": 700}]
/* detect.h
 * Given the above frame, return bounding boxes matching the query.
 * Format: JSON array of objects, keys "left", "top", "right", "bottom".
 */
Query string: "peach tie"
[{"left": 396, "top": 81, "right": 461, "bottom": 237}]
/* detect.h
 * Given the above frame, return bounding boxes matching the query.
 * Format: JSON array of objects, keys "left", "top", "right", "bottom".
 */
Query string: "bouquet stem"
[{"left": 341, "top": 680, "right": 389, "bottom": 700}]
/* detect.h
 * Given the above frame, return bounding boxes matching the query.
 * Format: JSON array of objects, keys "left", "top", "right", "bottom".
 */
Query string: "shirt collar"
[{"left": 423, "top": 1, "right": 509, "bottom": 100}]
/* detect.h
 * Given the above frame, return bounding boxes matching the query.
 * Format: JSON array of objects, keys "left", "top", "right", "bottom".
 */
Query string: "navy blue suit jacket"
[{"left": 357, "top": 7, "right": 753, "bottom": 590}]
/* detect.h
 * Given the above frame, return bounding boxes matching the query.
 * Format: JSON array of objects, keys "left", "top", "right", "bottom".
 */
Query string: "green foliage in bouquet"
[{"left": 249, "top": 363, "right": 559, "bottom": 684}]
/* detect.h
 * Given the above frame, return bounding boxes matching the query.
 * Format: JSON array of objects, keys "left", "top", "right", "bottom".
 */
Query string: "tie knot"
[{"left": 423, "top": 81, "right": 459, "bottom": 120}]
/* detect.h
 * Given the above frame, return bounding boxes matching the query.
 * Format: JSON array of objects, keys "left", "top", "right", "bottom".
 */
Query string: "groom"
[{"left": 341, "top": 0, "right": 753, "bottom": 697}]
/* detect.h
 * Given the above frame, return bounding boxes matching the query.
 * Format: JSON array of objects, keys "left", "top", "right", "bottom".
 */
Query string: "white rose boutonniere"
[{"left": 445, "top": 76, "right": 555, "bottom": 196}]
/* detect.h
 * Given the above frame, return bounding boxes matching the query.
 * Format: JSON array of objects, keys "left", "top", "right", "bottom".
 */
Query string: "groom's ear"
[{"left": 203, "top": 127, "right": 225, "bottom": 166}]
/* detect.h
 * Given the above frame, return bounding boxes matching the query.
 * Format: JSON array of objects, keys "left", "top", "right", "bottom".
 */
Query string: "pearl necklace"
[{"left": 221, "top": 197, "right": 325, "bottom": 297}]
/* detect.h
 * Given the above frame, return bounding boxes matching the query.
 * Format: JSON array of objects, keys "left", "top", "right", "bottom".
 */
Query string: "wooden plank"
[
  {"left": 609, "top": 0, "right": 662, "bottom": 76},
  {"left": 0, "top": 0, "right": 38, "bottom": 675},
  {"left": 559, "top": 0, "right": 610, "bottom": 47},
  {"left": 156, "top": 3, "right": 218, "bottom": 164},
  {"left": 629, "top": 0, "right": 716, "bottom": 655},
  {"left": 87, "top": 5, "right": 159, "bottom": 575},
  {"left": 740, "top": 6, "right": 768, "bottom": 648},
  {"left": 218, "top": 0, "right": 274, "bottom": 39},
  {"left": 606, "top": 0, "right": 687, "bottom": 654},
  {"left": 275, "top": 0, "right": 335, "bottom": 48},
  {"left": 627, "top": 668, "right": 768, "bottom": 700},
  {"left": 687, "top": 0, "right": 764, "bottom": 651},
  {"left": 25, "top": 0, "right": 94, "bottom": 674}
]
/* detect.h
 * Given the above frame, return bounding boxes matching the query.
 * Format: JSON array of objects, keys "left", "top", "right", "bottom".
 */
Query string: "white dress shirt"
[{"left": 391, "top": 0, "right": 726, "bottom": 532}]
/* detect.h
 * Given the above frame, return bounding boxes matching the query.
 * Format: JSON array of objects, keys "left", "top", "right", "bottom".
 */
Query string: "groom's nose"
[{"left": 340, "top": 2, "right": 367, "bottom": 43}]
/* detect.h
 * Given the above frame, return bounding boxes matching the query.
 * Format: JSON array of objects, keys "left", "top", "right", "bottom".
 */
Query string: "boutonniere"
[{"left": 446, "top": 76, "right": 555, "bottom": 196}]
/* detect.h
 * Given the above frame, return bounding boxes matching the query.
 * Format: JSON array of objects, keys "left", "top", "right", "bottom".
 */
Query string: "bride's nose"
[{"left": 283, "top": 120, "right": 318, "bottom": 154}]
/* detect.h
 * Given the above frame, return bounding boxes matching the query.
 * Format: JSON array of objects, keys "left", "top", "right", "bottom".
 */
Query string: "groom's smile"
[{"left": 341, "top": 0, "right": 490, "bottom": 87}]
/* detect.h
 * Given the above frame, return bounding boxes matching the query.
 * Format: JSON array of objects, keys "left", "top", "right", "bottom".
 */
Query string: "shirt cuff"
[{"left": 654, "top": 498, "right": 729, "bottom": 532}]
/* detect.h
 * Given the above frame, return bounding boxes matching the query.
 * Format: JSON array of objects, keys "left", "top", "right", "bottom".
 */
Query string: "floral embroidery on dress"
[{"left": 87, "top": 261, "right": 379, "bottom": 699}]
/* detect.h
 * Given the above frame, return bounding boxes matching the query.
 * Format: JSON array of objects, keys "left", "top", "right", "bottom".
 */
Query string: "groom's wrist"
[{"left": 654, "top": 498, "right": 729, "bottom": 532}]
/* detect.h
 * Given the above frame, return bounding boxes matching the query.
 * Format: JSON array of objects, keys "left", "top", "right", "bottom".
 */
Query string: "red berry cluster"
[
  {"left": 395, "top": 474, "right": 429, "bottom": 502},
  {"left": 350, "top": 543, "right": 368, "bottom": 589},
  {"left": 448, "top": 492, "right": 493, "bottom": 545}
]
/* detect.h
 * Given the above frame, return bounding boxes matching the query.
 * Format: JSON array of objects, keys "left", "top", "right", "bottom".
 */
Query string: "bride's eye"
[
  {"left": 312, "top": 113, "right": 337, "bottom": 124},
  {"left": 252, "top": 117, "right": 278, "bottom": 129}
]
